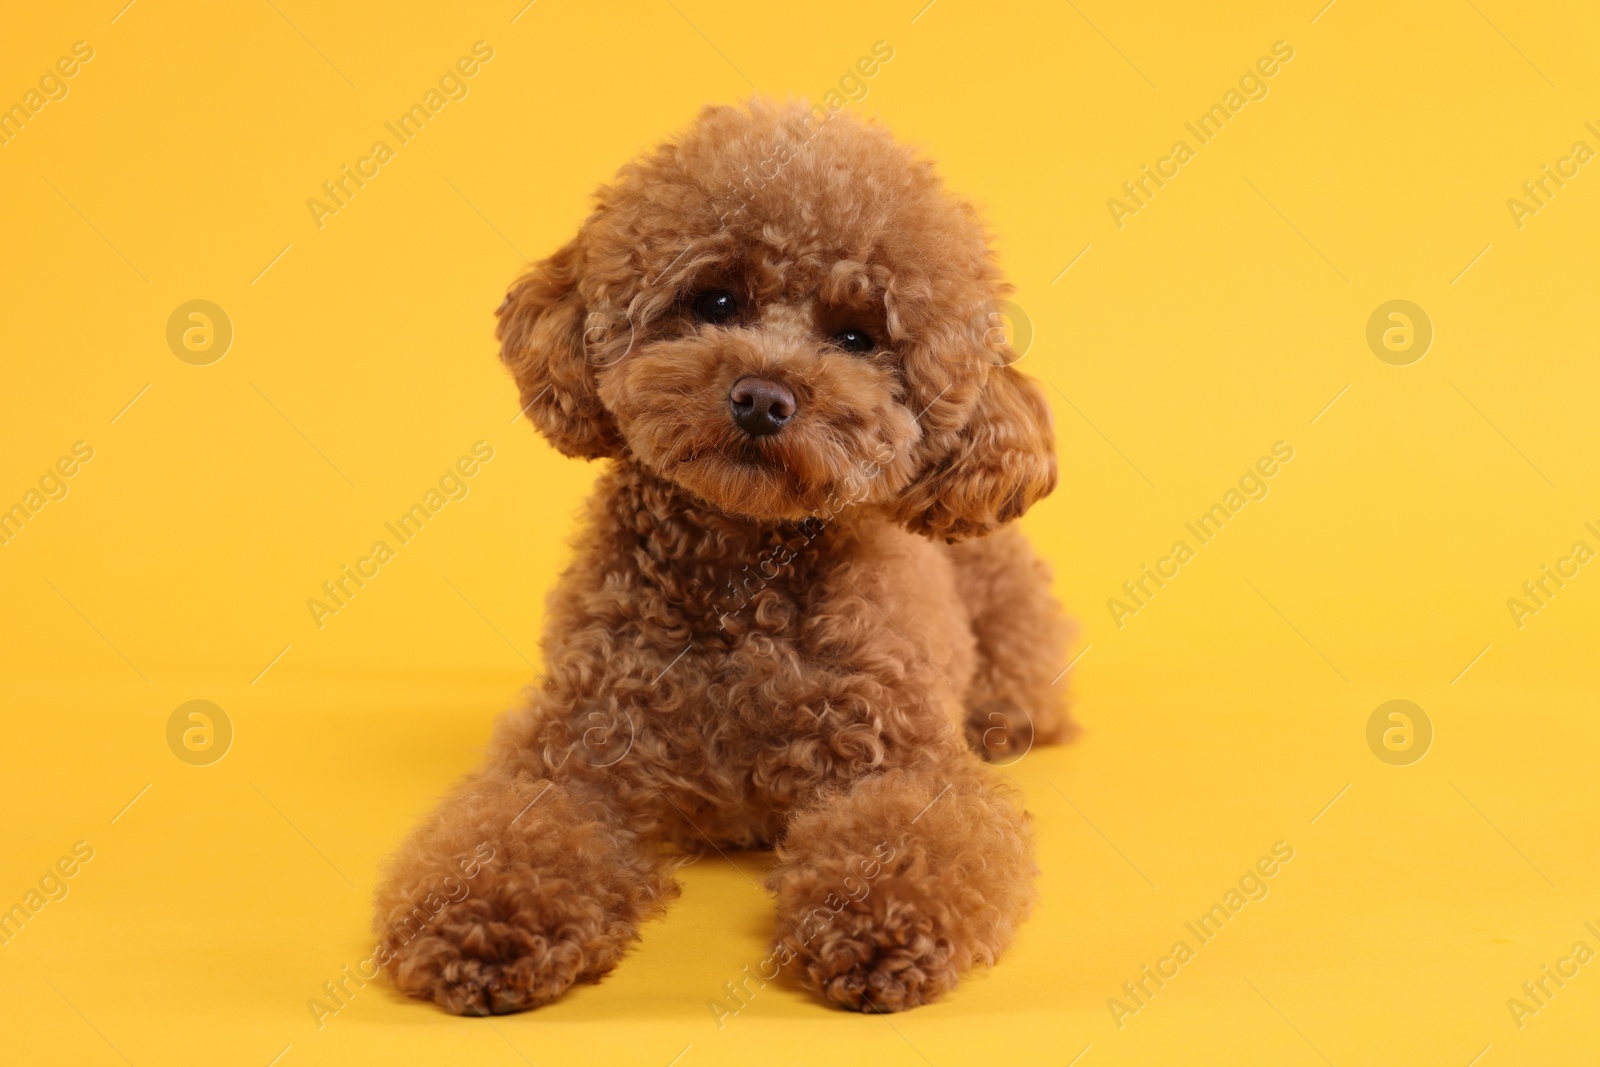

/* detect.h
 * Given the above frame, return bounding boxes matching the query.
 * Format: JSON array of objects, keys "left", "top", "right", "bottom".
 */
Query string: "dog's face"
[{"left": 497, "top": 100, "right": 1056, "bottom": 540}]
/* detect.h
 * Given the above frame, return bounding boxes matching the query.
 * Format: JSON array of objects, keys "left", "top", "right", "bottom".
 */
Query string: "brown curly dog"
[{"left": 373, "top": 98, "right": 1076, "bottom": 1016}]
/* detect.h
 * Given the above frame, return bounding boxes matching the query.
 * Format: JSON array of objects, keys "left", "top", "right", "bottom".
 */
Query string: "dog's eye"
[
  {"left": 692, "top": 289, "right": 739, "bottom": 324},
  {"left": 834, "top": 328, "right": 874, "bottom": 354}
]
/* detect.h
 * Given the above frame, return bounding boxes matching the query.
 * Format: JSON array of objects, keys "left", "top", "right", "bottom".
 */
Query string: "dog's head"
[{"left": 497, "top": 99, "right": 1055, "bottom": 540}]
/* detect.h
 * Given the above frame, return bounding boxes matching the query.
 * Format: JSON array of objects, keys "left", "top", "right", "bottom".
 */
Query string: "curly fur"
[{"left": 375, "top": 98, "right": 1076, "bottom": 1016}]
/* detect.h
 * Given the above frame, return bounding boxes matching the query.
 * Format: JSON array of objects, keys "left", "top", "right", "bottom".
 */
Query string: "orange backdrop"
[{"left": 2, "top": 1, "right": 1597, "bottom": 1064}]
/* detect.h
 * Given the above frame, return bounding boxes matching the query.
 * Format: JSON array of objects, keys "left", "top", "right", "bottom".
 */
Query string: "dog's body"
[
  {"left": 513, "top": 465, "right": 1072, "bottom": 851},
  {"left": 375, "top": 100, "right": 1074, "bottom": 1016}
]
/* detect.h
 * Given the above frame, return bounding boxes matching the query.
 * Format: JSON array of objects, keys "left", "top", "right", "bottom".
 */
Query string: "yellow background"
[{"left": 3, "top": 1, "right": 1597, "bottom": 1063}]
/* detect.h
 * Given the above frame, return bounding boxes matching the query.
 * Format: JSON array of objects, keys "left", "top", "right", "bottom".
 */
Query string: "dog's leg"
[
  {"left": 768, "top": 757, "right": 1036, "bottom": 1011},
  {"left": 946, "top": 525, "right": 1078, "bottom": 757},
  {"left": 373, "top": 767, "right": 676, "bottom": 1015}
]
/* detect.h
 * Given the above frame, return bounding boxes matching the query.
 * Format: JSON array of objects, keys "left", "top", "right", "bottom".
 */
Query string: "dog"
[{"left": 374, "top": 98, "right": 1075, "bottom": 1016}]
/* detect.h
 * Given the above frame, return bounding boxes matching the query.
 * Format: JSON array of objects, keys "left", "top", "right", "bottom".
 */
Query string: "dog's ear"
[
  {"left": 893, "top": 360, "right": 1057, "bottom": 541},
  {"left": 496, "top": 236, "right": 623, "bottom": 460}
]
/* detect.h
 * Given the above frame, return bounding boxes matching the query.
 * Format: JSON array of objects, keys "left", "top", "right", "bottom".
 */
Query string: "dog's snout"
[{"left": 728, "top": 377, "right": 796, "bottom": 437}]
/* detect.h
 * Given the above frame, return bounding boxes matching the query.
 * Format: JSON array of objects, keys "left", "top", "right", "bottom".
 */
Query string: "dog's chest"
[{"left": 645, "top": 518, "right": 970, "bottom": 742}]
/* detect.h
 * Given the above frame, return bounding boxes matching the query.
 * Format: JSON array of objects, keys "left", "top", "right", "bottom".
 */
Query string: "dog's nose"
[{"left": 728, "top": 377, "right": 796, "bottom": 437}]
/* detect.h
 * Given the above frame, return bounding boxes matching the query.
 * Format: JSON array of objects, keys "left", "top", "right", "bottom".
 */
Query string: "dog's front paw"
[
  {"left": 781, "top": 898, "right": 961, "bottom": 1013},
  {"left": 404, "top": 950, "right": 579, "bottom": 1016},
  {"left": 390, "top": 922, "right": 584, "bottom": 1016},
  {"left": 382, "top": 883, "right": 604, "bottom": 1015},
  {"left": 770, "top": 767, "right": 1038, "bottom": 1014},
  {"left": 373, "top": 774, "right": 681, "bottom": 1016}
]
